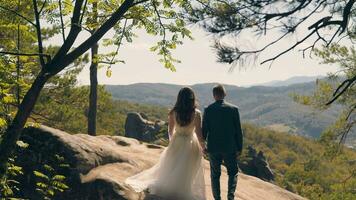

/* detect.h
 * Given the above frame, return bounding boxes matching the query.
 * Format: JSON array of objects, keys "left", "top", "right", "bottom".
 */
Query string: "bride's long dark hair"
[{"left": 170, "top": 87, "right": 197, "bottom": 126}]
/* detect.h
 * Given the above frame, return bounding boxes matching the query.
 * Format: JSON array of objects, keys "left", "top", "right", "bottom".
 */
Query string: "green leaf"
[
  {"left": 33, "top": 171, "right": 49, "bottom": 180},
  {"left": 0, "top": 118, "right": 7, "bottom": 127},
  {"left": 52, "top": 175, "right": 66, "bottom": 181},
  {"left": 150, "top": 45, "right": 159, "bottom": 51},
  {"left": 44, "top": 164, "right": 54, "bottom": 172},
  {"left": 16, "top": 140, "right": 29, "bottom": 148},
  {"left": 36, "top": 182, "right": 48, "bottom": 189},
  {"left": 48, "top": 189, "right": 55, "bottom": 196},
  {"left": 106, "top": 68, "right": 112, "bottom": 78}
]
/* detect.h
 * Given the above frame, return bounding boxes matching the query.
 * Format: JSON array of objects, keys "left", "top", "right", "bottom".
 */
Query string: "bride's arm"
[
  {"left": 168, "top": 112, "right": 175, "bottom": 140},
  {"left": 195, "top": 112, "right": 206, "bottom": 150}
]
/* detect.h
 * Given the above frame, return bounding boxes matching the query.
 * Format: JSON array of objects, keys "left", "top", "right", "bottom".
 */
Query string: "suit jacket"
[{"left": 202, "top": 100, "right": 243, "bottom": 153}]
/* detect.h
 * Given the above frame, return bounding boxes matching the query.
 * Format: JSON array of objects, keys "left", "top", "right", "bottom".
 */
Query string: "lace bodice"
[{"left": 173, "top": 109, "right": 201, "bottom": 137}]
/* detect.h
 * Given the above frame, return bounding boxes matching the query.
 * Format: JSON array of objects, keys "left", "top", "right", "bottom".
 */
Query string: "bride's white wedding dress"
[{"left": 125, "top": 110, "right": 206, "bottom": 200}]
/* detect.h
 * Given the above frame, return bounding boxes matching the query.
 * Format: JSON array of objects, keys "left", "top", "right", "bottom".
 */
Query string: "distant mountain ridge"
[
  {"left": 105, "top": 81, "right": 342, "bottom": 139},
  {"left": 259, "top": 76, "right": 324, "bottom": 87}
]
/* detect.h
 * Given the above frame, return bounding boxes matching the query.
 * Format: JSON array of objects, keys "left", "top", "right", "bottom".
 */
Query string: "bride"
[{"left": 125, "top": 87, "right": 206, "bottom": 200}]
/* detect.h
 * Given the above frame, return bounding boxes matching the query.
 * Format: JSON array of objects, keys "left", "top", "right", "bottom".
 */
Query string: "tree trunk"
[
  {"left": 87, "top": 43, "right": 98, "bottom": 136},
  {"left": 0, "top": 72, "right": 49, "bottom": 177},
  {"left": 87, "top": 1, "right": 98, "bottom": 136}
]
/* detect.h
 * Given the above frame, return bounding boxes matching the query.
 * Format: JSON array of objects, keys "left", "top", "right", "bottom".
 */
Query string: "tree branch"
[
  {"left": 33, "top": 0, "right": 46, "bottom": 67},
  {"left": 346, "top": 103, "right": 356, "bottom": 121},
  {"left": 79, "top": 0, "right": 88, "bottom": 25},
  {"left": 339, "top": 0, "right": 355, "bottom": 34},
  {"left": 326, "top": 75, "right": 356, "bottom": 105},
  {"left": 0, "top": 5, "right": 35, "bottom": 26},
  {"left": 50, "top": 0, "right": 85, "bottom": 65},
  {"left": 58, "top": 0, "right": 66, "bottom": 42},
  {"left": 108, "top": 19, "right": 128, "bottom": 68},
  {"left": 54, "top": 0, "right": 135, "bottom": 73},
  {"left": 261, "top": 29, "right": 317, "bottom": 65},
  {"left": 338, "top": 120, "right": 356, "bottom": 146},
  {"left": 265, "top": 0, "right": 312, "bottom": 22},
  {"left": 38, "top": 0, "right": 47, "bottom": 14},
  {"left": 132, "top": 0, "right": 149, "bottom": 6}
]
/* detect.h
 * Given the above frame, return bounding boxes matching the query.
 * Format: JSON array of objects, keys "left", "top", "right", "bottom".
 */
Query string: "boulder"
[
  {"left": 238, "top": 146, "right": 275, "bottom": 182},
  {"left": 124, "top": 112, "right": 166, "bottom": 142},
  {"left": 17, "top": 126, "right": 305, "bottom": 200}
]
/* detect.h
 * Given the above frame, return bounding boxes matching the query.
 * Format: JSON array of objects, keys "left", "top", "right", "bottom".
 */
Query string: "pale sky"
[{"left": 76, "top": 26, "right": 339, "bottom": 87}]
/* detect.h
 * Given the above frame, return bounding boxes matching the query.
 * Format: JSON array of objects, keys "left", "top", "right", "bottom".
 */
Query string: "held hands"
[
  {"left": 202, "top": 147, "right": 208, "bottom": 155},
  {"left": 200, "top": 141, "right": 207, "bottom": 155},
  {"left": 236, "top": 151, "right": 242, "bottom": 158}
]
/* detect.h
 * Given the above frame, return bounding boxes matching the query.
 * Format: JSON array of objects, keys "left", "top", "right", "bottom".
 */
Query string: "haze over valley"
[{"left": 105, "top": 76, "right": 353, "bottom": 145}]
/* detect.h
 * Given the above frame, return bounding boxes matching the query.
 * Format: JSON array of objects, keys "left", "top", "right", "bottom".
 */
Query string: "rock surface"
[
  {"left": 239, "top": 146, "right": 275, "bottom": 182},
  {"left": 124, "top": 112, "right": 166, "bottom": 142},
  {"left": 20, "top": 126, "right": 306, "bottom": 200}
]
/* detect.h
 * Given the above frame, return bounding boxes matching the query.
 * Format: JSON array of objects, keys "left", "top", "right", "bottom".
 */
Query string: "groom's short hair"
[{"left": 213, "top": 84, "right": 226, "bottom": 98}]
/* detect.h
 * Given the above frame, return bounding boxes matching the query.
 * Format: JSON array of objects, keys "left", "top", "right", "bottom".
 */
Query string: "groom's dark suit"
[{"left": 202, "top": 99, "right": 243, "bottom": 200}]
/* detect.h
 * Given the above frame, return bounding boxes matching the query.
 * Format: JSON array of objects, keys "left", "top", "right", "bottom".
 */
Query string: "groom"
[{"left": 202, "top": 84, "right": 243, "bottom": 200}]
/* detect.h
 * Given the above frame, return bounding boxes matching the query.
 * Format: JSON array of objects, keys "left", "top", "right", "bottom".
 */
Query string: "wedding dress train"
[{"left": 125, "top": 110, "right": 206, "bottom": 200}]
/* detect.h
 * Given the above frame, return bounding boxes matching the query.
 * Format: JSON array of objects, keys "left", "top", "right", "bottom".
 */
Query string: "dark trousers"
[{"left": 209, "top": 152, "right": 239, "bottom": 200}]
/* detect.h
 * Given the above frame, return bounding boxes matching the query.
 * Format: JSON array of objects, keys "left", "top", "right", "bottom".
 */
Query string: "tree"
[
  {"left": 83, "top": 1, "right": 129, "bottom": 136},
  {"left": 87, "top": 1, "right": 99, "bottom": 136},
  {"left": 0, "top": 0, "right": 192, "bottom": 178},
  {"left": 293, "top": 43, "right": 356, "bottom": 148},
  {"left": 186, "top": 0, "right": 356, "bottom": 104}
]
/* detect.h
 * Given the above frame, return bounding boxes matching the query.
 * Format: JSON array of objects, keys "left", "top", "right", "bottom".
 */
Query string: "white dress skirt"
[{"left": 125, "top": 111, "right": 206, "bottom": 200}]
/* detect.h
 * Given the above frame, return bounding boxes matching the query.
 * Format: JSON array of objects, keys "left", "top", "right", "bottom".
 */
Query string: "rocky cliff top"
[{"left": 19, "top": 126, "right": 306, "bottom": 200}]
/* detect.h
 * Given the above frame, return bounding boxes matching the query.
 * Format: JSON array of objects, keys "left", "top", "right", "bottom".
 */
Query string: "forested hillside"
[
  {"left": 242, "top": 124, "right": 355, "bottom": 200},
  {"left": 34, "top": 86, "right": 168, "bottom": 135},
  {"left": 105, "top": 82, "right": 342, "bottom": 138}
]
